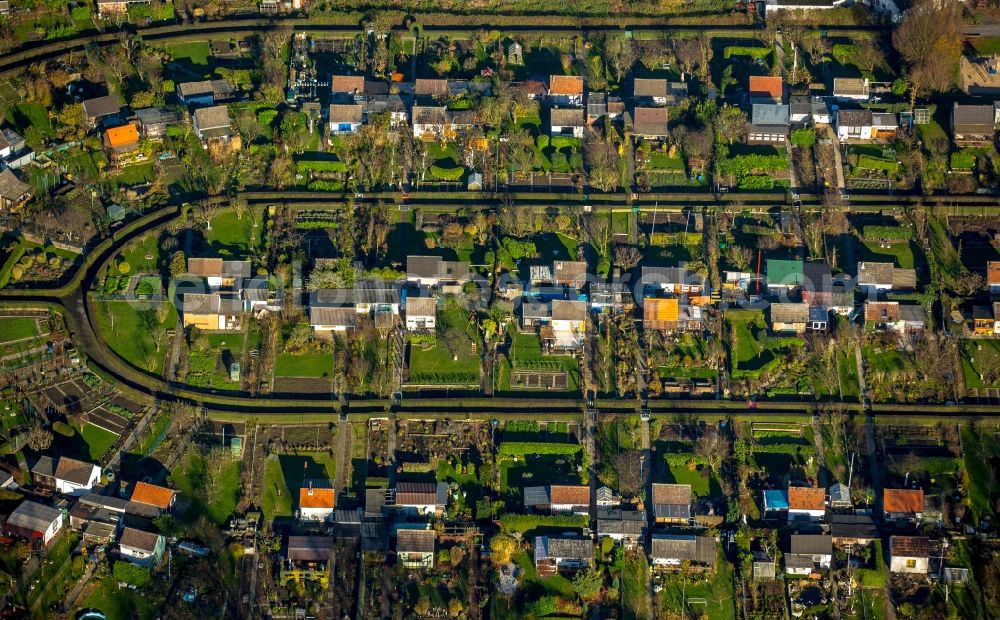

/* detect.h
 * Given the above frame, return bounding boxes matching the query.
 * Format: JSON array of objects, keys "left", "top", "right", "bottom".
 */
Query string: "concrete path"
[{"left": 826, "top": 126, "right": 847, "bottom": 190}]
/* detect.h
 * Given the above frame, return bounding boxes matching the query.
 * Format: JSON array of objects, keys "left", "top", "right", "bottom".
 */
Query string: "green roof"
[{"left": 766, "top": 259, "right": 804, "bottom": 286}]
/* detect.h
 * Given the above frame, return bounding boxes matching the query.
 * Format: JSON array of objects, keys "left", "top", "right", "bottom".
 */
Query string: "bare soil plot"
[{"left": 510, "top": 369, "right": 568, "bottom": 390}]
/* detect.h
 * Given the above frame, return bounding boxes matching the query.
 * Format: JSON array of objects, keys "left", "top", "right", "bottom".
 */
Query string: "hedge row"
[
  {"left": 724, "top": 46, "right": 771, "bottom": 59},
  {"left": 862, "top": 224, "right": 911, "bottom": 241},
  {"left": 499, "top": 513, "right": 589, "bottom": 534},
  {"left": 430, "top": 165, "right": 465, "bottom": 181},
  {"left": 498, "top": 441, "right": 582, "bottom": 456},
  {"left": 738, "top": 175, "right": 775, "bottom": 190},
  {"left": 296, "top": 160, "right": 347, "bottom": 173},
  {"left": 716, "top": 154, "right": 789, "bottom": 176}
]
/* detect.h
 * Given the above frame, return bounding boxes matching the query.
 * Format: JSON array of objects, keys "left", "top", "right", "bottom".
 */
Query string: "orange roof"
[
  {"left": 549, "top": 75, "right": 583, "bottom": 95},
  {"left": 988, "top": 261, "right": 1000, "bottom": 285},
  {"left": 787, "top": 486, "right": 825, "bottom": 511},
  {"left": 644, "top": 298, "right": 679, "bottom": 323},
  {"left": 749, "top": 75, "right": 783, "bottom": 100},
  {"left": 104, "top": 124, "right": 139, "bottom": 147},
  {"left": 865, "top": 301, "right": 899, "bottom": 322},
  {"left": 549, "top": 485, "right": 590, "bottom": 505},
  {"left": 130, "top": 481, "right": 176, "bottom": 509},
  {"left": 299, "top": 487, "right": 336, "bottom": 509},
  {"left": 883, "top": 488, "right": 923, "bottom": 515}
]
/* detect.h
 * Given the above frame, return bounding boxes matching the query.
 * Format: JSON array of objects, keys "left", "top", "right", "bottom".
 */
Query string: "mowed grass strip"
[
  {"left": 0, "top": 317, "right": 38, "bottom": 343},
  {"left": 80, "top": 423, "right": 119, "bottom": 461},
  {"left": 275, "top": 353, "right": 331, "bottom": 378}
]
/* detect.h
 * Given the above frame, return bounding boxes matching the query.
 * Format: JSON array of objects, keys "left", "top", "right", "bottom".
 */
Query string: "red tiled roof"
[
  {"left": 749, "top": 75, "right": 783, "bottom": 100},
  {"left": 299, "top": 487, "right": 335, "bottom": 509},
  {"left": 549, "top": 485, "right": 590, "bottom": 505},
  {"left": 549, "top": 75, "right": 583, "bottom": 95},
  {"left": 883, "top": 488, "right": 923, "bottom": 515},
  {"left": 988, "top": 261, "right": 1000, "bottom": 285},
  {"left": 130, "top": 482, "right": 175, "bottom": 509},
  {"left": 788, "top": 486, "right": 825, "bottom": 511}
]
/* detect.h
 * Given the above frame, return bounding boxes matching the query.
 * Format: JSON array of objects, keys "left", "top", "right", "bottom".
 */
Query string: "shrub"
[
  {"left": 716, "top": 154, "right": 789, "bottom": 176},
  {"left": 499, "top": 514, "right": 589, "bottom": 534},
  {"left": 118, "top": 261, "right": 131, "bottom": 275},
  {"left": 536, "top": 134, "right": 549, "bottom": 149},
  {"left": 950, "top": 151, "right": 976, "bottom": 170},
  {"left": 862, "top": 224, "right": 911, "bottom": 241},
  {"left": 791, "top": 127, "right": 816, "bottom": 149},
  {"left": 551, "top": 136, "right": 582, "bottom": 150},
  {"left": 430, "top": 165, "right": 465, "bottom": 181},
  {"left": 498, "top": 442, "right": 582, "bottom": 456},
  {"left": 113, "top": 561, "right": 151, "bottom": 587},
  {"left": 724, "top": 46, "right": 771, "bottom": 59},
  {"left": 296, "top": 159, "right": 347, "bottom": 173},
  {"left": 738, "top": 175, "right": 775, "bottom": 190}
]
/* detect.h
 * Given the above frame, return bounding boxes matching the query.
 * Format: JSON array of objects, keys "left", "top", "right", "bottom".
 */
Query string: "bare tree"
[
  {"left": 724, "top": 245, "right": 754, "bottom": 272},
  {"left": 603, "top": 35, "right": 637, "bottom": 84},
  {"left": 802, "top": 35, "right": 832, "bottom": 65},
  {"left": 614, "top": 245, "right": 642, "bottom": 270},
  {"left": 196, "top": 203, "right": 222, "bottom": 231},
  {"left": 613, "top": 449, "right": 644, "bottom": 497},
  {"left": 26, "top": 424, "right": 53, "bottom": 452},
  {"left": 855, "top": 38, "right": 886, "bottom": 75},
  {"left": 694, "top": 431, "right": 728, "bottom": 473},
  {"left": 716, "top": 107, "right": 748, "bottom": 145},
  {"left": 892, "top": 0, "right": 961, "bottom": 108}
]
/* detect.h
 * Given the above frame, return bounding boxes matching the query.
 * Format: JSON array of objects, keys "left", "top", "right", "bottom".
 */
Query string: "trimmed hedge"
[
  {"left": 499, "top": 442, "right": 582, "bottom": 456},
  {"left": 550, "top": 136, "right": 582, "bottom": 150},
  {"left": 430, "top": 165, "right": 465, "bottom": 181},
  {"left": 499, "top": 514, "right": 589, "bottom": 534},
  {"left": 716, "top": 154, "right": 789, "bottom": 176},
  {"left": 738, "top": 175, "right": 775, "bottom": 190},
  {"left": 724, "top": 46, "right": 771, "bottom": 59},
  {"left": 862, "top": 224, "right": 911, "bottom": 241},
  {"left": 297, "top": 159, "right": 347, "bottom": 173},
  {"left": 950, "top": 151, "right": 976, "bottom": 170}
]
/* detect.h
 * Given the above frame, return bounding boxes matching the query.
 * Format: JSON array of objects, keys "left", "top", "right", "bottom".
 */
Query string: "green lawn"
[
  {"left": 167, "top": 41, "right": 214, "bottom": 78},
  {"left": 7, "top": 103, "right": 54, "bottom": 148},
  {"left": 959, "top": 339, "right": 1000, "bottom": 389},
  {"left": 262, "top": 451, "right": 336, "bottom": 524},
  {"left": 119, "top": 234, "right": 161, "bottom": 274},
  {"left": 511, "top": 549, "right": 576, "bottom": 603},
  {"left": 533, "top": 232, "right": 579, "bottom": 261},
  {"left": 187, "top": 333, "right": 242, "bottom": 389},
  {"left": 80, "top": 423, "right": 119, "bottom": 461},
  {"left": 408, "top": 308, "right": 481, "bottom": 386},
  {"left": 501, "top": 454, "right": 581, "bottom": 495},
  {"left": 169, "top": 451, "right": 241, "bottom": 525},
  {"left": 113, "top": 162, "right": 156, "bottom": 188},
  {"left": 866, "top": 348, "right": 906, "bottom": 373},
  {"left": 859, "top": 239, "right": 919, "bottom": 270},
  {"left": 649, "top": 152, "right": 685, "bottom": 171},
  {"left": 662, "top": 457, "right": 721, "bottom": 498},
  {"left": 0, "top": 317, "right": 38, "bottom": 343},
  {"left": 94, "top": 300, "right": 176, "bottom": 376},
  {"left": 274, "top": 353, "right": 331, "bottom": 378},
  {"left": 660, "top": 547, "right": 734, "bottom": 620},
  {"left": 205, "top": 209, "right": 264, "bottom": 257},
  {"left": 503, "top": 330, "right": 580, "bottom": 393},
  {"left": 77, "top": 576, "right": 156, "bottom": 620},
  {"left": 622, "top": 550, "right": 650, "bottom": 620},
  {"left": 961, "top": 425, "right": 1000, "bottom": 524},
  {"left": 838, "top": 349, "right": 861, "bottom": 399}
]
